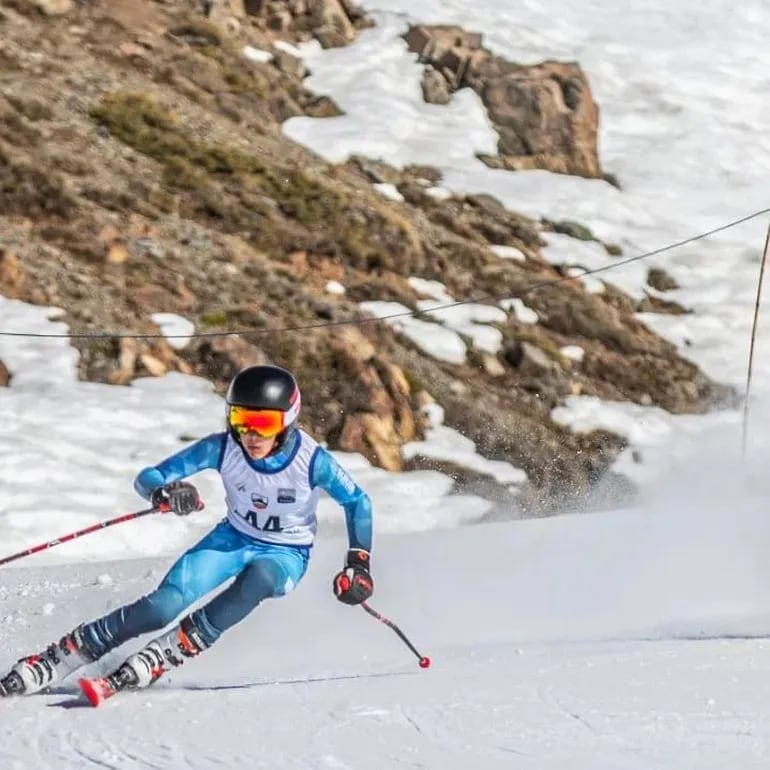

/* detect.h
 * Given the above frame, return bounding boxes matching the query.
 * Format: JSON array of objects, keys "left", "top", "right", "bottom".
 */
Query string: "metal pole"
[
  {"left": 743, "top": 218, "right": 770, "bottom": 457},
  {"left": 0, "top": 506, "right": 166, "bottom": 567}
]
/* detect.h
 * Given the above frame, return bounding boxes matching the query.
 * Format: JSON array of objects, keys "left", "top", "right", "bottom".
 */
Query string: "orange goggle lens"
[{"left": 228, "top": 406, "right": 285, "bottom": 438}]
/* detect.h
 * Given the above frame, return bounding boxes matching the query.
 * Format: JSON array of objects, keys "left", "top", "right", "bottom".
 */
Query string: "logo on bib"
[
  {"left": 250, "top": 493, "right": 268, "bottom": 510},
  {"left": 277, "top": 488, "right": 296, "bottom": 504}
]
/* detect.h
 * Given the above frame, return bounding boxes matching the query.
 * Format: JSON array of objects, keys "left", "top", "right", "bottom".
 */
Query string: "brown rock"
[
  {"left": 34, "top": 0, "right": 74, "bottom": 16},
  {"left": 206, "top": 0, "right": 246, "bottom": 22},
  {"left": 93, "top": 0, "right": 165, "bottom": 35},
  {"left": 111, "top": 337, "right": 137, "bottom": 385},
  {"left": 479, "top": 61, "right": 601, "bottom": 178},
  {"left": 0, "top": 360, "right": 10, "bottom": 387},
  {"left": 174, "top": 279, "right": 197, "bottom": 311},
  {"left": 0, "top": 248, "right": 25, "bottom": 298},
  {"left": 327, "top": 327, "right": 375, "bottom": 363},
  {"left": 405, "top": 25, "right": 601, "bottom": 179},
  {"left": 482, "top": 353, "right": 506, "bottom": 377},
  {"left": 508, "top": 341, "right": 560, "bottom": 377},
  {"left": 647, "top": 267, "right": 679, "bottom": 292},
  {"left": 139, "top": 351, "right": 168, "bottom": 377},
  {"left": 106, "top": 242, "right": 130, "bottom": 264},
  {"left": 309, "top": 0, "right": 355, "bottom": 47},
  {"left": 288, "top": 250, "right": 309, "bottom": 278},
  {"left": 243, "top": 0, "right": 266, "bottom": 15},
  {"left": 421, "top": 66, "right": 451, "bottom": 105},
  {"left": 358, "top": 366, "right": 395, "bottom": 416},
  {"left": 637, "top": 293, "right": 688, "bottom": 315},
  {"left": 274, "top": 49, "right": 306, "bottom": 79},
  {"left": 118, "top": 42, "right": 149, "bottom": 59},
  {"left": 131, "top": 285, "right": 174, "bottom": 312},
  {"left": 266, "top": 9, "right": 292, "bottom": 31},
  {"left": 379, "top": 360, "right": 417, "bottom": 441},
  {"left": 339, "top": 412, "right": 403, "bottom": 471},
  {"left": 189, "top": 337, "right": 268, "bottom": 390},
  {"left": 302, "top": 95, "right": 343, "bottom": 118},
  {"left": 0, "top": 0, "right": 730, "bottom": 512},
  {"left": 404, "top": 25, "right": 482, "bottom": 55},
  {"left": 97, "top": 225, "right": 121, "bottom": 244}
]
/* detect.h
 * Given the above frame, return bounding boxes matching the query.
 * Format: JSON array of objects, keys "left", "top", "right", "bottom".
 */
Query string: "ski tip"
[{"left": 78, "top": 677, "right": 111, "bottom": 707}]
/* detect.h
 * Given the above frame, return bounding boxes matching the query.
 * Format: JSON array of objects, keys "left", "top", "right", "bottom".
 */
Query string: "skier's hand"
[
  {"left": 333, "top": 548, "right": 373, "bottom": 605},
  {"left": 151, "top": 482, "right": 203, "bottom": 516}
]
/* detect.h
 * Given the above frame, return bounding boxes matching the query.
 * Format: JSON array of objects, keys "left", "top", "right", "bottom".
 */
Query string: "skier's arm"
[
  {"left": 134, "top": 433, "right": 227, "bottom": 500},
  {"left": 310, "top": 448, "right": 372, "bottom": 552}
]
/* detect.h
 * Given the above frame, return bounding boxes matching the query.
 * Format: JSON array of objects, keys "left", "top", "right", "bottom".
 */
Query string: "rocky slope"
[{"left": 0, "top": 0, "right": 731, "bottom": 514}]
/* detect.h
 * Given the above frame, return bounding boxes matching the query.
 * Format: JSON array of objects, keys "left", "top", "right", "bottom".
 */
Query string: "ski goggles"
[{"left": 228, "top": 405, "right": 287, "bottom": 438}]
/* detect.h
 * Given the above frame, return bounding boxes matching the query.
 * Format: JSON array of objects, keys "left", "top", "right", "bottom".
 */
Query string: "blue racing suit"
[{"left": 80, "top": 430, "right": 372, "bottom": 655}]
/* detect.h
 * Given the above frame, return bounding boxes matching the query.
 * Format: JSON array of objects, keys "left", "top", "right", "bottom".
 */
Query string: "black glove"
[
  {"left": 333, "top": 549, "right": 373, "bottom": 605},
  {"left": 151, "top": 481, "right": 203, "bottom": 516}
]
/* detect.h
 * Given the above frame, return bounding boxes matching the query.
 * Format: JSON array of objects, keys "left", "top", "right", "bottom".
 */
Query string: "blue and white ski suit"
[{"left": 81, "top": 429, "right": 372, "bottom": 655}]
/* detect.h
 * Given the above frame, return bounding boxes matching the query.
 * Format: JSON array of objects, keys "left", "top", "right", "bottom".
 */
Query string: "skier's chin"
[{"left": 241, "top": 438, "right": 276, "bottom": 459}]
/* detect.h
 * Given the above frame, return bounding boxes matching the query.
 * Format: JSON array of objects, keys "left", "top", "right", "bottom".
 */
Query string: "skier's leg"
[
  {"left": 80, "top": 520, "right": 250, "bottom": 658},
  {"left": 0, "top": 628, "right": 96, "bottom": 697},
  {"left": 116, "top": 545, "right": 309, "bottom": 690},
  {"left": 2, "top": 521, "right": 249, "bottom": 695},
  {"left": 115, "top": 614, "right": 213, "bottom": 689},
  {"left": 192, "top": 545, "right": 309, "bottom": 644}
]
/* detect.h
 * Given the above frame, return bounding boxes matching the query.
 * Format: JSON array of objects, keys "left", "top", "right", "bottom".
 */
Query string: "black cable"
[{"left": 1, "top": 207, "right": 768, "bottom": 341}]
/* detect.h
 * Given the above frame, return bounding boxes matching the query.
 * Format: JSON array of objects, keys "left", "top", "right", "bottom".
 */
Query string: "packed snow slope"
[
  {"left": 3, "top": 489, "right": 770, "bottom": 769},
  {"left": 4, "top": 0, "right": 770, "bottom": 766}
]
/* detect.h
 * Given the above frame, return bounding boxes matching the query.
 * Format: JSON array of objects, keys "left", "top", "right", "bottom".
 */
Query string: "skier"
[{"left": 0, "top": 364, "right": 374, "bottom": 698}]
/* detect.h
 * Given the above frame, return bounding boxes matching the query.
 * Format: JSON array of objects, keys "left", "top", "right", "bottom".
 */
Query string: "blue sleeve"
[
  {"left": 134, "top": 433, "right": 227, "bottom": 499},
  {"left": 310, "top": 448, "right": 372, "bottom": 553}
]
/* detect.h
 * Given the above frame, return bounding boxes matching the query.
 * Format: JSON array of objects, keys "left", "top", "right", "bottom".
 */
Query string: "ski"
[
  {"left": 78, "top": 655, "right": 167, "bottom": 707},
  {"left": 79, "top": 660, "right": 133, "bottom": 706},
  {"left": 78, "top": 661, "right": 146, "bottom": 707},
  {"left": 78, "top": 674, "right": 123, "bottom": 707}
]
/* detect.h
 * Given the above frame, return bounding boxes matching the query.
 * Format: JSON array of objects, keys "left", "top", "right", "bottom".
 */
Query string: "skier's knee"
[
  {"left": 141, "top": 584, "right": 187, "bottom": 629},
  {"left": 240, "top": 560, "right": 287, "bottom": 602},
  {"left": 192, "top": 560, "right": 291, "bottom": 639}
]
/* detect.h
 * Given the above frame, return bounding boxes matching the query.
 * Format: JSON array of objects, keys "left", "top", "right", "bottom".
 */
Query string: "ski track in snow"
[
  {"left": 4, "top": 0, "right": 770, "bottom": 767},
  {"left": 4, "top": 519, "right": 770, "bottom": 769},
  {"left": 5, "top": 637, "right": 770, "bottom": 769}
]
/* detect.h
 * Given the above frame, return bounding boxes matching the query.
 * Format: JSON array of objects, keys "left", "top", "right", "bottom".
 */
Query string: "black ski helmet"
[{"left": 225, "top": 365, "right": 301, "bottom": 448}]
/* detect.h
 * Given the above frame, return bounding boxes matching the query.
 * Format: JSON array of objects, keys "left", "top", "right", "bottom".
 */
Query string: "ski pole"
[
  {"left": 361, "top": 601, "right": 431, "bottom": 669},
  {"left": 0, "top": 504, "right": 170, "bottom": 568}
]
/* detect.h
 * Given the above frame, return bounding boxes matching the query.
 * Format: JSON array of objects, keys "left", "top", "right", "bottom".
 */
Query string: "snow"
[
  {"left": 359, "top": 299, "right": 468, "bottom": 364},
  {"left": 489, "top": 243, "right": 527, "bottom": 262},
  {"left": 501, "top": 297, "right": 539, "bottom": 324},
  {"left": 149, "top": 313, "right": 195, "bottom": 350},
  {"left": 4, "top": 500, "right": 770, "bottom": 767},
  {"left": 561, "top": 345, "right": 586, "bottom": 363},
  {"left": 402, "top": 402, "right": 526, "bottom": 486},
  {"left": 361, "top": 280, "right": 509, "bottom": 359},
  {"left": 283, "top": 20, "right": 499, "bottom": 169},
  {"left": 0, "top": 295, "right": 508, "bottom": 556},
  {"left": 324, "top": 280, "right": 346, "bottom": 295},
  {"left": 425, "top": 185, "right": 452, "bottom": 200},
  {"left": 273, "top": 40, "right": 304, "bottom": 58},
  {"left": 243, "top": 45, "right": 273, "bottom": 64},
  {"left": 372, "top": 182, "right": 405, "bottom": 202},
  {"left": 283, "top": 0, "right": 770, "bottom": 488},
  {"left": 2, "top": 0, "right": 770, "bottom": 765}
]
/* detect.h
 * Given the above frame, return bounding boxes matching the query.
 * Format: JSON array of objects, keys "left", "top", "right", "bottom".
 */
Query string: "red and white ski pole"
[
  {"left": 0, "top": 504, "right": 170, "bottom": 568},
  {"left": 361, "top": 601, "right": 431, "bottom": 669}
]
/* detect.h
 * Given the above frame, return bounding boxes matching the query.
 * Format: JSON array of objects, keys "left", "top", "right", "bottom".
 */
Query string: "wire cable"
[{"left": 1, "top": 207, "right": 768, "bottom": 341}]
